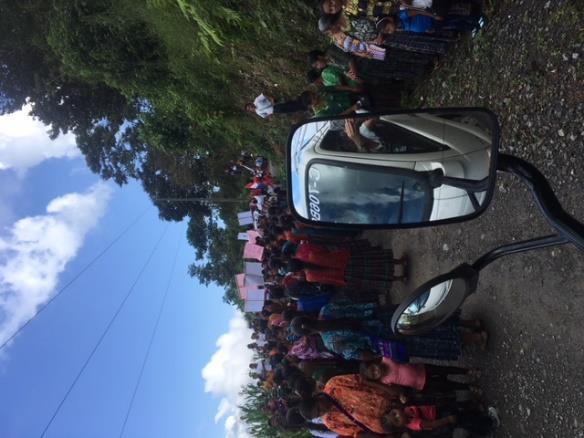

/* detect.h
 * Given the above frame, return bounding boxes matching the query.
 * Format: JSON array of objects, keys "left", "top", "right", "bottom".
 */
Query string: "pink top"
[
  {"left": 404, "top": 405, "right": 437, "bottom": 431},
  {"left": 380, "top": 357, "right": 426, "bottom": 390}
]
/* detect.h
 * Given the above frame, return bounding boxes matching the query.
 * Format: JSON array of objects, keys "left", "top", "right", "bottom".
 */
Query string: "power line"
[
  {"left": 0, "top": 207, "right": 150, "bottom": 352},
  {"left": 118, "top": 231, "right": 182, "bottom": 438},
  {"left": 39, "top": 224, "right": 169, "bottom": 438}
]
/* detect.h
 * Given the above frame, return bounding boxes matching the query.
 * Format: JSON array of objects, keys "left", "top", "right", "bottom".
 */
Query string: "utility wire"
[
  {"left": 39, "top": 224, "right": 169, "bottom": 438},
  {"left": 0, "top": 207, "right": 150, "bottom": 351},
  {"left": 118, "top": 231, "right": 182, "bottom": 438}
]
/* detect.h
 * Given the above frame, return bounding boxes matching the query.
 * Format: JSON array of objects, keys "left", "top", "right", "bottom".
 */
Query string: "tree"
[
  {"left": 239, "top": 383, "right": 311, "bottom": 438},
  {"left": 0, "top": 0, "right": 320, "bottom": 304},
  {"left": 188, "top": 225, "right": 242, "bottom": 286}
]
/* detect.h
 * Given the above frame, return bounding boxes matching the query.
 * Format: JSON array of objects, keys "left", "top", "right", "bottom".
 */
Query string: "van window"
[
  {"left": 305, "top": 162, "right": 433, "bottom": 225},
  {"left": 318, "top": 119, "right": 450, "bottom": 154}
]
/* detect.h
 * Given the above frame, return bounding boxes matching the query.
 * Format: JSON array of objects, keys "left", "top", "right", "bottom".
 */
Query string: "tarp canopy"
[{"left": 243, "top": 242, "right": 264, "bottom": 261}]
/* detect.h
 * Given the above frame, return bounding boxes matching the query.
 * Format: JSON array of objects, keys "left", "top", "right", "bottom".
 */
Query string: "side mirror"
[
  {"left": 391, "top": 264, "right": 479, "bottom": 335},
  {"left": 287, "top": 108, "right": 500, "bottom": 229}
]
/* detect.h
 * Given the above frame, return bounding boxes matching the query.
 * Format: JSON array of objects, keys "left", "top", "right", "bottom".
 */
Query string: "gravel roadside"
[{"left": 369, "top": 1, "right": 584, "bottom": 436}]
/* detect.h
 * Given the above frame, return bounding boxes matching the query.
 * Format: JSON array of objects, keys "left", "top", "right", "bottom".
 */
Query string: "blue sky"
[{"left": 0, "top": 107, "right": 252, "bottom": 437}]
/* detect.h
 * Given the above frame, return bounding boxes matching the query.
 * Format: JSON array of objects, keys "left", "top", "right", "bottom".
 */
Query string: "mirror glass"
[
  {"left": 288, "top": 109, "right": 499, "bottom": 228},
  {"left": 393, "top": 276, "right": 470, "bottom": 335}
]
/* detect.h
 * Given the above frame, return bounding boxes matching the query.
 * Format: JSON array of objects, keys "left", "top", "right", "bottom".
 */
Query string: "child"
[
  {"left": 384, "top": 405, "right": 455, "bottom": 432},
  {"left": 360, "top": 356, "right": 477, "bottom": 393},
  {"left": 383, "top": 404, "right": 500, "bottom": 435}
]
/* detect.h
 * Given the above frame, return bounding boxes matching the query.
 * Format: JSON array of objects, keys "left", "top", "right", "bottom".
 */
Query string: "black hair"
[
  {"left": 307, "top": 69, "right": 322, "bottom": 84},
  {"left": 318, "top": 13, "right": 342, "bottom": 33},
  {"left": 285, "top": 408, "right": 306, "bottom": 428},
  {"left": 294, "top": 377, "right": 317, "bottom": 399},
  {"left": 273, "top": 369, "right": 285, "bottom": 385},
  {"left": 359, "top": 361, "right": 373, "bottom": 378},
  {"left": 268, "top": 257, "right": 284, "bottom": 270},
  {"left": 270, "top": 353, "right": 285, "bottom": 367},
  {"left": 290, "top": 316, "right": 314, "bottom": 336},
  {"left": 281, "top": 241, "right": 298, "bottom": 257},
  {"left": 298, "top": 398, "right": 319, "bottom": 420},
  {"left": 299, "top": 90, "right": 315, "bottom": 108},
  {"left": 281, "top": 309, "right": 298, "bottom": 322},
  {"left": 308, "top": 49, "right": 326, "bottom": 67},
  {"left": 287, "top": 258, "right": 304, "bottom": 273},
  {"left": 268, "top": 286, "right": 285, "bottom": 299}
]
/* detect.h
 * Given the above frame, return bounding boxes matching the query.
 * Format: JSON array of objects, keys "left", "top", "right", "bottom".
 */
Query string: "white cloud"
[
  {"left": 0, "top": 104, "right": 79, "bottom": 176},
  {"left": 202, "top": 312, "right": 254, "bottom": 438},
  {"left": 0, "top": 182, "right": 113, "bottom": 346}
]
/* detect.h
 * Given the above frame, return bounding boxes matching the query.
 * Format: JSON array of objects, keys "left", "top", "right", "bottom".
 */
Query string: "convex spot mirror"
[
  {"left": 287, "top": 108, "right": 500, "bottom": 229},
  {"left": 391, "top": 264, "right": 479, "bottom": 336}
]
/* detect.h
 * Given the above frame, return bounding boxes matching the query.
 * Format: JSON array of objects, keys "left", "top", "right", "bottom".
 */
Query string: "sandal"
[{"left": 467, "top": 368, "right": 482, "bottom": 380}]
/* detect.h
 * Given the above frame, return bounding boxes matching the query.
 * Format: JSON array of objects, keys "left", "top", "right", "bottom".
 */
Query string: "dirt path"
[{"left": 368, "top": 1, "right": 584, "bottom": 436}]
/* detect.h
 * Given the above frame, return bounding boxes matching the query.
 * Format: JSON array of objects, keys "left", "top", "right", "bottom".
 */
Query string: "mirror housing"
[
  {"left": 391, "top": 264, "right": 479, "bottom": 336},
  {"left": 287, "top": 108, "right": 500, "bottom": 229}
]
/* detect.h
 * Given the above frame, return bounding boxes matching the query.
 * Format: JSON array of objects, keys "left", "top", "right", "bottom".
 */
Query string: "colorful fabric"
[
  {"left": 321, "top": 65, "right": 359, "bottom": 88},
  {"left": 297, "top": 293, "right": 332, "bottom": 312},
  {"left": 304, "top": 267, "right": 347, "bottom": 287},
  {"left": 344, "top": 0, "right": 398, "bottom": 21},
  {"left": 268, "top": 313, "right": 286, "bottom": 328},
  {"left": 325, "top": 44, "right": 428, "bottom": 83},
  {"left": 402, "top": 316, "right": 462, "bottom": 361},
  {"left": 313, "top": 88, "right": 353, "bottom": 117},
  {"left": 346, "top": 17, "right": 379, "bottom": 41},
  {"left": 339, "top": 33, "right": 386, "bottom": 60},
  {"left": 318, "top": 301, "right": 388, "bottom": 360},
  {"left": 299, "top": 360, "right": 361, "bottom": 384},
  {"left": 294, "top": 242, "right": 351, "bottom": 270},
  {"left": 345, "top": 249, "right": 396, "bottom": 292},
  {"left": 375, "top": 338, "right": 410, "bottom": 363},
  {"left": 383, "top": 31, "right": 452, "bottom": 55},
  {"left": 322, "top": 374, "right": 396, "bottom": 436},
  {"left": 398, "top": 9, "right": 435, "bottom": 33},
  {"left": 288, "top": 335, "right": 336, "bottom": 360},
  {"left": 404, "top": 405, "right": 438, "bottom": 431},
  {"left": 319, "top": 301, "right": 380, "bottom": 320},
  {"left": 319, "top": 328, "right": 376, "bottom": 360}
]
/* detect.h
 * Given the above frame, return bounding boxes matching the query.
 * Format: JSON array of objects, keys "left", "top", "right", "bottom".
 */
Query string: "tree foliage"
[
  {"left": 0, "top": 0, "right": 319, "bottom": 307},
  {"left": 239, "top": 383, "right": 311, "bottom": 438},
  {"left": 0, "top": 1, "right": 323, "bottom": 432}
]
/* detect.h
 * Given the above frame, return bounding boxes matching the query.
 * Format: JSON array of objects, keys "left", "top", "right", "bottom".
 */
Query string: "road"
[
  {"left": 366, "top": 168, "right": 584, "bottom": 437},
  {"left": 366, "top": 2, "right": 584, "bottom": 435}
]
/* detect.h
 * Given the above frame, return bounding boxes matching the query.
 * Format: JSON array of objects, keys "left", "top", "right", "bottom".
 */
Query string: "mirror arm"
[
  {"left": 472, "top": 234, "right": 569, "bottom": 271},
  {"left": 437, "top": 175, "right": 491, "bottom": 192},
  {"left": 497, "top": 153, "right": 584, "bottom": 251},
  {"left": 466, "top": 190, "right": 481, "bottom": 211}
]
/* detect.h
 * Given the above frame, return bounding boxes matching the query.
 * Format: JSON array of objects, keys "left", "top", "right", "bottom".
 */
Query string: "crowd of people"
[
  {"left": 233, "top": 165, "right": 499, "bottom": 437},
  {"left": 246, "top": 0, "right": 485, "bottom": 121},
  {"left": 233, "top": 1, "right": 498, "bottom": 437}
]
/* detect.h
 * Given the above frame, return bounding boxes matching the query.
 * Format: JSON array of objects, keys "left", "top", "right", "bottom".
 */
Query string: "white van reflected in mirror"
[{"left": 287, "top": 109, "right": 500, "bottom": 229}]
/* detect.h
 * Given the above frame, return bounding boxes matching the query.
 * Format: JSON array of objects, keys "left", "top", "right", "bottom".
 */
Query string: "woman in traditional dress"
[
  {"left": 283, "top": 241, "right": 407, "bottom": 292},
  {"left": 298, "top": 373, "right": 403, "bottom": 437},
  {"left": 290, "top": 301, "right": 487, "bottom": 362}
]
